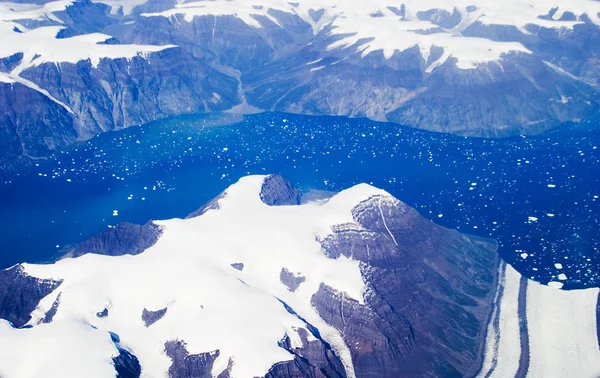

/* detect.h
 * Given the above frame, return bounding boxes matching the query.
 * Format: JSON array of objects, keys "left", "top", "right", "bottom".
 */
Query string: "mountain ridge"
[{"left": 1, "top": 0, "right": 600, "bottom": 168}]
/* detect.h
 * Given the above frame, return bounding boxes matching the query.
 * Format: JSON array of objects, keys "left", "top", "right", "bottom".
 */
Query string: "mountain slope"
[
  {"left": 0, "top": 175, "right": 598, "bottom": 377},
  {"left": 1, "top": 0, "right": 600, "bottom": 167}
]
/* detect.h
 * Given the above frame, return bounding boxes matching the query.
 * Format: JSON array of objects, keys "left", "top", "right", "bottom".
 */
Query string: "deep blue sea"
[{"left": 1, "top": 112, "right": 598, "bottom": 289}]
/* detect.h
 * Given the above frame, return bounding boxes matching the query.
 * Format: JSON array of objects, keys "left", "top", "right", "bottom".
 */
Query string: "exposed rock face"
[
  {"left": 280, "top": 268, "right": 306, "bottom": 292},
  {"left": 19, "top": 47, "right": 240, "bottom": 140},
  {"left": 260, "top": 174, "right": 302, "bottom": 206},
  {"left": 0, "top": 81, "right": 77, "bottom": 171},
  {"left": 314, "top": 195, "right": 500, "bottom": 377},
  {"left": 41, "top": 292, "right": 61, "bottom": 324},
  {"left": 142, "top": 307, "right": 167, "bottom": 327},
  {"left": 71, "top": 222, "right": 162, "bottom": 258},
  {"left": 165, "top": 340, "right": 222, "bottom": 378},
  {"left": 0, "top": 265, "right": 62, "bottom": 327},
  {"left": 265, "top": 328, "right": 346, "bottom": 378}
]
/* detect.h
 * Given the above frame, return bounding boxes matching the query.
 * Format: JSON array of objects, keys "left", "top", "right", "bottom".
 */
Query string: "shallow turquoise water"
[{"left": 1, "top": 112, "right": 598, "bottom": 289}]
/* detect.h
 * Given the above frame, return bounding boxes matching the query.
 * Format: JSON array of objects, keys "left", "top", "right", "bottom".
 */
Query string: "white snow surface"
[
  {"left": 3, "top": 175, "right": 392, "bottom": 378},
  {"left": 143, "top": 0, "right": 600, "bottom": 69},
  {"left": 0, "top": 319, "right": 119, "bottom": 378}
]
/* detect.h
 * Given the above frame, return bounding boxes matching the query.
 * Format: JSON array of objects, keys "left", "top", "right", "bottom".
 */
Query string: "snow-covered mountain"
[
  {"left": 1, "top": 0, "right": 600, "bottom": 168},
  {"left": 0, "top": 175, "right": 598, "bottom": 377}
]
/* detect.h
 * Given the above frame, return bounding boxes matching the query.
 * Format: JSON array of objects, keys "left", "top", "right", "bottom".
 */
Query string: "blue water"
[{"left": 1, "top": 112, "right": 598, "bottom": 289}]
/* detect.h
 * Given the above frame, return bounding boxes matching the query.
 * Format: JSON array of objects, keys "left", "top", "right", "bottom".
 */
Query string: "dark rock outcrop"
[
  {"left": 97, "top": 308, "right": 109, "bottom": 318},
  {"left": 280, "top": 268, "right": 306, "bottom": 292},
  {"left": 260, "top": 174, "right": 302, "bottom": 206},
  {"left": 230, "top": 263, "right": 244, "bottom": 271},
  {"left": 142, "top": 307, "right": 167, "bottom": 327},
  {"left": 71, "top": 222, "right": 162, "bottom": 258},
  {"left": 0, "top": 265, "right": 62, "bottom": 328},
  {"left": 165, "top": 340, "right": 222, "bottom": 378},
  {"left": 265, "top": 328, "right": 346, "bottom": 378}
]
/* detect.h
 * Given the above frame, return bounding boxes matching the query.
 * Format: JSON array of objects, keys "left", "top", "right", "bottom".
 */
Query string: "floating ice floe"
[{"left": 547, "top": 281, "right": 564, "bottom": 289}]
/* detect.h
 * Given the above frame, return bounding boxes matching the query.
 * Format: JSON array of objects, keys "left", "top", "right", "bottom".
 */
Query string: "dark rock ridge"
[
  {"left": 142, "top": 307, "right": 167, "bottom": 327},
  {"left": 3, "top": 1, "right": 598, "bottom": 168},
  {"left": 0, "top": 265, "right": 62, "bottom": 328},
  {"left": 260, "top": 174, "right": 302, "bottom": 206},
  {"left": 41, "top": 292, "right": 62, "bottom": 324},
  {"left": 165, "top": 340, "right": 229, "bottom": 378},
  {"left": 70, "top": 221, "right": 162, "bottom": 258}
]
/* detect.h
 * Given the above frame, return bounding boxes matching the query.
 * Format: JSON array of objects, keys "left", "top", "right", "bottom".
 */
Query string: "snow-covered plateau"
[{"left": 0, "top": 175, "right": 598, "bottom": 377}]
